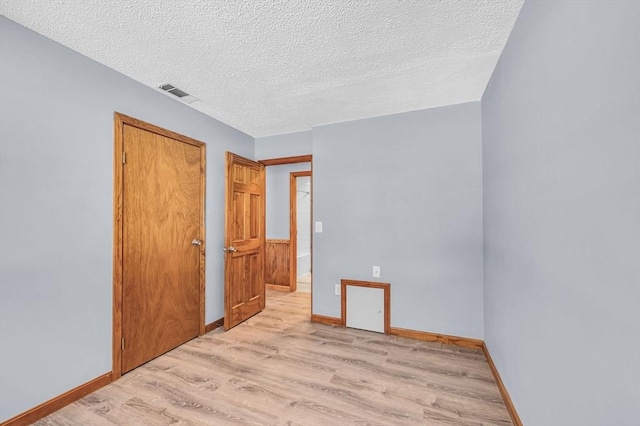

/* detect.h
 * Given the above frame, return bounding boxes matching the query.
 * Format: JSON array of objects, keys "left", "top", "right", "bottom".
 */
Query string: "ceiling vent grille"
[{"left": 157, "top": 83, "right": 199, "bottom": 104}]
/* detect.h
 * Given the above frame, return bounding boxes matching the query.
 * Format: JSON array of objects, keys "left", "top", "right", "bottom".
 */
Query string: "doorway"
[
  {"left": 290, "top": 172, "right": 312, "bottom": 293},
  {"left": 261, "top": 156, "right": 312, "bottom": 309},
  {"left": 112, "top": 113, "right": 206, "bottom": 379}
]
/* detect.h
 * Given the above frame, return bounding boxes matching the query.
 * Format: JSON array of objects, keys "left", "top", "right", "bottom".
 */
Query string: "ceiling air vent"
[{"left": 157, "top": 83, "right": 199, "bottom": 104}]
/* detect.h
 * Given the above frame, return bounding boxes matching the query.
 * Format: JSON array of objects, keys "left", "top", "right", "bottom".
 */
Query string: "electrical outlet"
[
  {"left": 315, "top": 221, "right": 323, "bottom": 233},
  {"left": 373, "top": 265, "right": 381, "bottom": 278},
  {"left": 335, "top": 284, "right": 341, "bottom": 295}
]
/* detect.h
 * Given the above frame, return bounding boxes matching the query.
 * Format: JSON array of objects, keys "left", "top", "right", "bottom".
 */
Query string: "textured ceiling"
[{"left": 0, "top": 0, "right": 523, "bottom": 137}]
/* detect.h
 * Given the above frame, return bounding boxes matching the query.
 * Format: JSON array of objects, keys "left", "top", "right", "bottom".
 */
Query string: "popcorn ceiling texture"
[{"left": 0, "top": 0, "right": 523, "bottom": 137}]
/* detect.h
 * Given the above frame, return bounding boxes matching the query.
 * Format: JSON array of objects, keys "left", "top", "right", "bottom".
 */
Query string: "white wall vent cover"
[
  {"left": 346, "top": 285, "right": 385, "bottom": 333},
  {"left": 157, "top": 83, "right": 199, "bottom": 104}
]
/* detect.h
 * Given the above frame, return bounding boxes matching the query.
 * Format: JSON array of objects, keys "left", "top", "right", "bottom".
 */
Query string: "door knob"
[
  {"left": 223, "top": 246, "right": 237, "bottom": 253},
  {"left": 191, "top": 239, "right": 202, "bottom": 246}
]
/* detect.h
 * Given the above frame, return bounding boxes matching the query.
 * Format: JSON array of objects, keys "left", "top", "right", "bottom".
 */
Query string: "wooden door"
[
  {"left": 115, "top": 113, "right": 205, "bottom": 376},
  {"left": 224, "top": 152, "right": 265, "bottom": 330}
]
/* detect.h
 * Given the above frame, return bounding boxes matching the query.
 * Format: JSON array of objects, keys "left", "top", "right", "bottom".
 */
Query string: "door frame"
[
  {"left": 289, "top": 171, "right": 312, "bottom": 292},
  {"left": 259, "top": 155, "right": 312, "bottom": 302},
  {"left": 112, "top": 112, "right": 206, "bottom": 380}
]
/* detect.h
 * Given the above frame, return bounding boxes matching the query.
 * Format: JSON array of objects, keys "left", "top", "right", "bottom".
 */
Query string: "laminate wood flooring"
[
  {"left": 296, "top": 273, "right": 311, "bottom": 293},
  {"left": 35, "top": 291, "right": 512, "bottom": 426}
]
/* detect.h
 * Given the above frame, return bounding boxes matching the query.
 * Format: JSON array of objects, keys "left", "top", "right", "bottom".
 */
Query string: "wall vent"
[
  {"left": 341, "top": 279, "right": 391, "bottom": 335},
  {"left": 157, "top": 83, "right": 199, "bottom": 104}
]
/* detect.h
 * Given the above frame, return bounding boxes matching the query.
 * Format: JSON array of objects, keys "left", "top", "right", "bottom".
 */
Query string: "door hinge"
[
  {"left": 121, "top": 337, "right": 125, "bottom": 350},
  {"left": 122, "top": 152, "right": 126, "bottom": 164}
]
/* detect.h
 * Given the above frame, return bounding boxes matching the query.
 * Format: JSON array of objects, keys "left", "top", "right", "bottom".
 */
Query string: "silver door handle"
[
  {"left": 223, "top": 246, "right": 237, "bottom": 253},
  {"left": 191, "top": 239, "right": 202, "bottom": 246}
]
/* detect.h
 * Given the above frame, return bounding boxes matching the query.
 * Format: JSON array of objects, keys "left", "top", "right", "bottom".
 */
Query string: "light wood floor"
[
  {"left": 35, "top": 291, "right": 512, "bottom": 425},
  {"left": 296, "top": 273, "right": 311, "bottom": 293}
]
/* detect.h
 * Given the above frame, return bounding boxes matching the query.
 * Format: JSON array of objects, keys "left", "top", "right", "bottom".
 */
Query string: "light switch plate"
[
  {"left": 373, "top": 265, "right": 381, "bottom": 278},
  {"left": 315, "top": 221, "right": 323, "bottom": 233},
  {"left": 335, "top": 284, "right": 341, "bottom": 295}
]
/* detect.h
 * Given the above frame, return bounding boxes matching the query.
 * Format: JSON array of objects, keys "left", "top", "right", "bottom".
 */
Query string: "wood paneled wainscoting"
[{"left": 265, "top": 239, "right": 291, "bottom": 291}]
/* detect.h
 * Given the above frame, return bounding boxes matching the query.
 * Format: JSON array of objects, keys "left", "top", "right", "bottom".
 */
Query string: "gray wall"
[
  {"left": 297, "top": 176, "right": 312, "bottom": 276},
  {"left": 313, "top": 102, "right": 484, "bottom": 338},
  {"left": 255, "top": 130, "right": 312, "bottom": 159},
  {"left": 0, "top": 17, "right": 253, "bottom": 422},
  {"left": 296, "top": 176, "right": 312, "bottom": 255},
  {"left": 265, "top": 163, "right": 311, "bottom": 239},
  {"left": 481, "top": 1, "right": 640, "bottom": 425}
]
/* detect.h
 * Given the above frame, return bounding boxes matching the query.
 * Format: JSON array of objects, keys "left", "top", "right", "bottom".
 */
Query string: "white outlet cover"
[
  {"left": 373, "top": 266, "right": 381, "bottom": 278},
  {"left": 315, "top": 221, "right": 323, "bottom": 233},
  {"left": 335, "top": 284, "right": 341, "bottom": 295}
]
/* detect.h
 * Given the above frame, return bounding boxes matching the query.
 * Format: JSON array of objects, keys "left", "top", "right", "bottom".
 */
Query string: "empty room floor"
[{"left": 35, "top": 291, "right": 511, "bottom": 425}]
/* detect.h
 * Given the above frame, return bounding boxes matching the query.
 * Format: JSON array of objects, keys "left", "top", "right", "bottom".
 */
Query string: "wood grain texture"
[
  {"left": 2, "top": 373, "right": 112, "bottom": 426},
  {"left": 112, "top": 113, "right": 125, "bottom": 381},
  {"left": 390, "top": 327, "right": 484, "bottom": 350},
  {"left": 310, "top": 314, "right": 344, "bottom": 326},
  {"left": 121, "top": 123, "right": 202, "bottom": 374},
  {"left": 113, "top": 112, "right": 206, "bottom": 379},
  {"left": 483, "top": 342, "right": 523, "bottom": 426},
  {"left": 259, "top": 154, "right": 312, "bottom": 166},
  {"left": 341, "top": 279, "right": 391, "bottom": 335},
  {"left": 198, "top": 145, "right": 207, "bottom": 336},
  {"left": 114, "top": 113, "right": 206, "bottom": 148},
  {"left": 266, "top": 283, "right": 292, "bottom": 292},
  {"left": 204, "top": 317, "right": 224, "bottom": 334},
  {"left": 290, "top": 171, "right": 312, "bottom": 293},
  {"left": 266, "top": 239, "right": 290, "bottom": 287},
  {"left": 34, "top": 291, "right": 512, "bottom": 426},
  {"left": 224, "top": 152, "right": 266, "bottom": 330}
]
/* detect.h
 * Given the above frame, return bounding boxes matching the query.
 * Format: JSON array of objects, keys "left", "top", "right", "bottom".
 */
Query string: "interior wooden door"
[
  {"left": 119, "top": 118, "right": 205, "bottom": 374},
  {"left": 224, "top": 152, "right": 265, "bottom": 330}
]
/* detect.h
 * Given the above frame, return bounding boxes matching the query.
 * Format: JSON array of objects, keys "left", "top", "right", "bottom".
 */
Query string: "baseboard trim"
[
  {"left": 482, "top": 343, "right": 523, "bottom": 426},
  {"left": 266, "top": 284, "right": 292, "bottom": 292},
  {"left": 310, "top": 314, "right": 343, "bottom": 326},
  {"left": 1, "top": 372, "right": 112, "bottom": 426},
  {"left": 389, "top": 327, "right": 483, "bottom": 350},
  {"left": 204, "top": 317, "right": 225, "bottom": 333}
]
